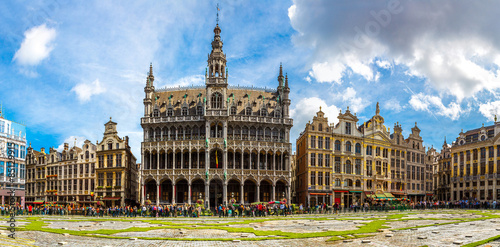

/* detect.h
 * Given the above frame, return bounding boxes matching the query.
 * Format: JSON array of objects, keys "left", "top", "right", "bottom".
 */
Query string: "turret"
[
  {"left": 277, "top": 63, "right": 284, "bottom": 90},
  {"left": 144, "top": 63, "right": 155, "bottom": 117},
  {"left": 283, "top": 74, "right": 291, "bottom": 118}
]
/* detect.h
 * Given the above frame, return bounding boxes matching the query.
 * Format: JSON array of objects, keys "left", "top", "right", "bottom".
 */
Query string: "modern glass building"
[{"left": 0, "top": 111, "right": 27, "bottom": 206}]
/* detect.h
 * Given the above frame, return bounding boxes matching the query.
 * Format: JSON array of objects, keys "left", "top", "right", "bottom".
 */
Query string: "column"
[
  {"left": 272, "top": 184, "right": 276, "bottom": 201},
  {"left": 265, "top": 153, "right": 268, "bottom": 170},
  {"left": 172, "top": 182, "right": 176, "bottom": 204},
  {"left": 241, "top": 151, "right": 244, "bottom": 170},
  {"left": 188, "top": 183, "right": 192, "bottom": 204},
  {"left": 223, "top": 182, "right": 227, "bottom": 206},
  {"left": 173, "top": 150, "right": 176, "bottom": 170},
  {"left": 240, "top": 184, "right": 244, "bottom": 204},
  {"left": 197, "top": 151, "right": 200, "bottom": 169},
  {"left": 157, "top": 150, "right": 159, "bottom": 171},
  {"left": 156, "top": 182, "right": 160, "bottom": 206},
  {"left": 205, "top": 182, "right": 209, "bottom": 209},
  {"left": 307, "top": 193, "right": 310, "bottom": 207},
  {"left": 189, "top": 150, "right": 192, "bottom": 169},
  {"left": 257, "top": 151, "right": 260, "bottom": 171},
  {"left": 257, "top": 184, "right": 260, "bottom": 202},
  {"left": 286, "top": 185, "right": 290, "bottom": 203},
  {"left": 273, "top": 152, "right": 276, "bottom": 172},
  {"left": 249, "top": 151, "right": 252, "bottom": 169},
  {"left": 140, "top": 184, "right": 144, "bottom": 205}
]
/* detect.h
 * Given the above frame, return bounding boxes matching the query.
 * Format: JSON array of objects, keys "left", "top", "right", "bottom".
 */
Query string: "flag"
[{"left": 216, "top": 150, "right": 219, "bottom": 168}]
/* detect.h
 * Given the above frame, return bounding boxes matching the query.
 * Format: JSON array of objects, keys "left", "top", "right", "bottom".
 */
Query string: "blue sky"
[{"left": 1, "top": 0, "right": 500, "bottom": 160}]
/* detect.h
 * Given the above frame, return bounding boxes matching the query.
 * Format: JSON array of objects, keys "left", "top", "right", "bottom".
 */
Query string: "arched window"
[
  {"left": 85, "top": 151, "right": 89, "bottom": 159},
  {"left": 355, "top": 180, "right": 361, "bottom": 188},
  {"left": 334, "top": 178, "right": 341, "bottom": 187},
  {"left": 344, "top": 179, "right": 352, "bottom": 187},
  {"left": 346, "top": 141, "right": 352, "bottom": 152},
  {"left": 211, "top": 92, "right": 222, "bottom": 109},
  {"left": 274, "top": 109, "right": 281, "bottom": 117},
  {"left": 335, "top": 140, "right": 341, "bottom": 151},
  {"left": 345, "top": 160, "right": 352, "bottom": 174},
  {"left": 355, "top": 143, "right": 361, "bottom": 154},
  {"left": 318, "top": 124, "right": 323, "bottom": 131}
]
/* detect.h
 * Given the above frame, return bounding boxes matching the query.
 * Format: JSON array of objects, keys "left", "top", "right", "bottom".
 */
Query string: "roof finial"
[
  {"left": 0, "top": 102, "right": 3, "bottom": 118},
  {"left": 495, "top": 115, "right": 497, "bottom": 122},
  {"left": 285, "top": 73, "right": 289, "bottom": 88},
  {"left": 319, "top": 106, "right": 322, "bottom": 112},
  {"left": 216, "top": 3, "right": 220, "bottom": 25},
  {"left": 376, "top": 102, "right": 380, "bottom": 115},
  {"left": 149, "top": 63, "right": 153, "bottom": 76}
]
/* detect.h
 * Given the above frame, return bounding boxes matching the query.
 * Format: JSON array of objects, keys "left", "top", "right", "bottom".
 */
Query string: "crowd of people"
[{"left": 1, "top": 199, "right": 497, "bottom": 217}]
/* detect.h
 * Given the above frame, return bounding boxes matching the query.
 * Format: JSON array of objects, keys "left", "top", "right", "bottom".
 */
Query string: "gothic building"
[{"left": 140, "top": 22, "right": 293, "bottom": 208}]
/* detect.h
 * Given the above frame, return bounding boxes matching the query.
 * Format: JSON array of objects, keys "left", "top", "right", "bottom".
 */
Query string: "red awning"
[
  {"left": 426, "top": 194, "right": 433, "bottom": 196},
  {"left": 310, "top": 193, "right": 327, "bottom": 195},
  {"left": 334, "top": 190, "right": 349, "bottom": 193}
]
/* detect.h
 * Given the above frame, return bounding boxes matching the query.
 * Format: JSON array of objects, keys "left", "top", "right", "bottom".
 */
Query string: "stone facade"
[
  {"left": 25, "top": 119, "right": 138, "bottom": 207},
  {"left": 449, "top": 120, "right": 500, "bottom": 201},
  {"left": 295, "top": 104, "right": 433, "bottom": 207},
  {"left": 140, "top": 23, "right": 293, "bottom": 209}
]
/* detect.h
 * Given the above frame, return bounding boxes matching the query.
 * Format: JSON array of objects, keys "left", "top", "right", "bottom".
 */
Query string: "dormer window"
[
  {"left": 274, "top": 109, "right": 281, "bottom": 118},
  {"left": 246, "top": 107, "right": 252, "bottom": 116},
  {"left": 231, "top": 106, "right": 237, "bottom": 115},
  {"left": 108, "top": 143, "right": 113, "bottom": 150},
  {"left": 260, "top": 108, "right": 267, "bottom": 117},
  {"left": 167, "top": 108, "right": 173, "bottom": 116},
  {"left": 318, "top": 124, "right": 323, "bottom": 131},
  {"left": 182, "top": 107, "right": 188, "bottom": 116},
  {"left": 197, "top": 106, "right": 203, "bottom": 115},
  {"left": 153, "top": 109, "right": 159, "bottom": 117}
]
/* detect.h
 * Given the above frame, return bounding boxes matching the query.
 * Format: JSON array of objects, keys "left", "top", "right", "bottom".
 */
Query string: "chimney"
[
  {"left": 64, "top": 143, "right": 69, "bottom": 151},
  {"left": 41, "top": 147, "right": 45, "bottom": 153}
]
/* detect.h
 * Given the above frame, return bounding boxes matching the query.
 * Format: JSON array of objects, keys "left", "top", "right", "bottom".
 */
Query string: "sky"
[{"left": 1, "top": 0, "right": 500, "bottom": 161}]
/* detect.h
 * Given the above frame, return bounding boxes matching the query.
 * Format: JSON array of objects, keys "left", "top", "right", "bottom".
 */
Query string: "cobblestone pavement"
[{"left": 0, "top": 210, "right": 499, "bottom": 246}]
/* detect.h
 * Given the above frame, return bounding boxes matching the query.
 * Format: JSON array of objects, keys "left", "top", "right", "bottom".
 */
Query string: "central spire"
[{"left": 207, "top": 3, "right": 227, "bottom": 85}]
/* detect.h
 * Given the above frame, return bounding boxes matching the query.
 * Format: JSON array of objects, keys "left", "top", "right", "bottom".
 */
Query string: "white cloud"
[
  {"left": 376, "top": 60, "right": 391, "bottom": 69},
  {"left": 409, "top": 93, "right": 462, "bottom": 120},
  {"left": 479, "top": 101, "right": 500, "bottom": 121},
  {"left": 156, "top": 75, "right": 205, "bottom": 89},
  {"left": 290, "top": 97, "right": 340, "bottom": 130},
  {"left": 289, "top": 0, "right": 500, "bottom": 100},
  {"left": 332, "top": 87, "right": 370, "bottom": 113},
  {"left": 56, "top": 136, "right": 87, "bottom": 152},
  {"left": 383, "top": 98, "right": 404, "bottom": 113},
  {"left": 13, "top": 24, "right": 56, "bottom": 66},
  {"left": 309, "top": 61, "right": 345, "bottom": 83},
  {"left": 71, "top": 79, "right": 106, "bottom": 102}
]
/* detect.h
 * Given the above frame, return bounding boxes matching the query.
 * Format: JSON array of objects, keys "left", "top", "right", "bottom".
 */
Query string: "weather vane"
[{"left": 216, "top": 3, "right": 220, "bottom": 24}]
